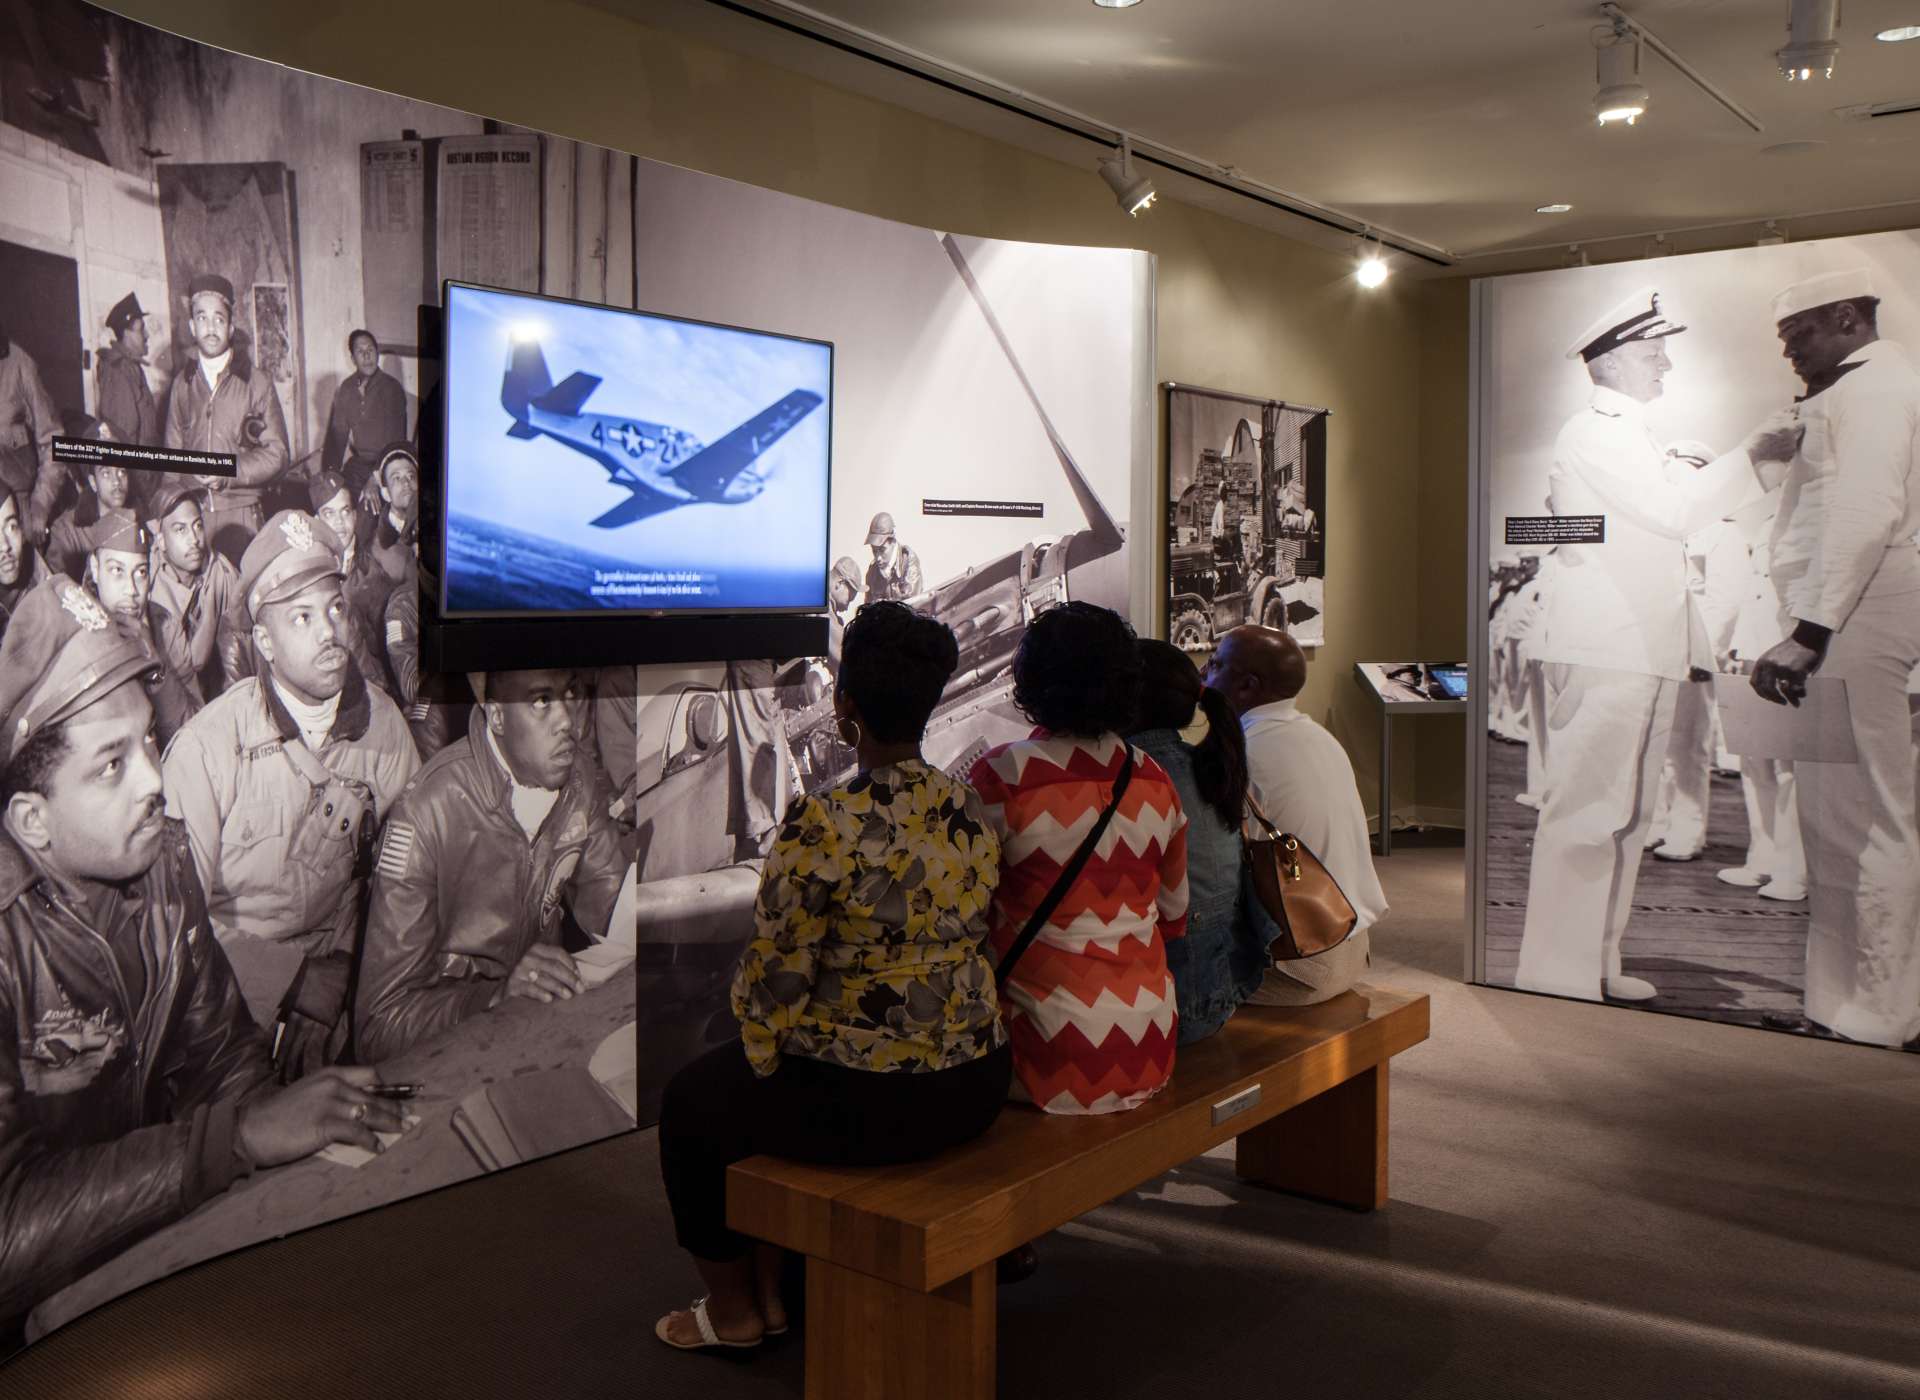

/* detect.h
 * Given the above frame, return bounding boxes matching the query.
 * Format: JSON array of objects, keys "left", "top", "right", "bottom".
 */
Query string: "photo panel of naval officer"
[{"left": 1476, "top": 230, "right": 1920, "bottom": 1050}]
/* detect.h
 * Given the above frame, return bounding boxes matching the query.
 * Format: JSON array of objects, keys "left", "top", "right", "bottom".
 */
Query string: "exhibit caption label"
[
  {"left": 1504, "top": 514, "right": 1604, "bottom": 545},
  {"left": 52, "top": 438, "right": 237, "bottom": 477},
  {"left": 922, "top": 498, "right": 1044, "bottom": 518}
]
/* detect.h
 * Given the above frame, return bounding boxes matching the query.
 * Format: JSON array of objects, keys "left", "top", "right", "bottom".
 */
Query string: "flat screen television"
[{"left": 439, "top": 281, "right": 832, "bottom": 618}]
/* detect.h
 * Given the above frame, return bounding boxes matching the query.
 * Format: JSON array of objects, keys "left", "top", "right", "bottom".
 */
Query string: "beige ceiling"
[{"left": 608, "top": 0, "right": 1920, "bottom": 269}]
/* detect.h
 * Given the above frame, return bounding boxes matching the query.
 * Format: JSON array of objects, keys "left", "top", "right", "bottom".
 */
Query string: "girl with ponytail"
[{"left": 1129, "top": 639, "right": 1265, "bottom": 1043}]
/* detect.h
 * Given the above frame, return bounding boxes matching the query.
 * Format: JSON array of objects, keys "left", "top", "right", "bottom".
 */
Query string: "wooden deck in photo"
[{"left": 1481, "top": 734, "right": 1809, "bottom": 1028}]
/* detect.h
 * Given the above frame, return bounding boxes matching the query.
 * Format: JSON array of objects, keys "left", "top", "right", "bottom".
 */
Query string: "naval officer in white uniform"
[
  {"left": 1516, "top": 290, "right": 1803, "bottom": 1003},
  {"left": 1750, "top": 270, "right": 1920, "bottom": 1047}
]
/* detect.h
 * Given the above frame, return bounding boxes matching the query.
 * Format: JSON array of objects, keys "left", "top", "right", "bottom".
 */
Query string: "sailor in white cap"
[
  {"left": 1750, "top": 269, "right": 1920, "bottom": 1046},
  {"left": 1514, "top": 288, "right": 1804, "bottom": 1004}
]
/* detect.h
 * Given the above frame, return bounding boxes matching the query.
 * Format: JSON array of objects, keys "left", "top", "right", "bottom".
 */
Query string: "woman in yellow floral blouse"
[{"left": 655, "top": 602, "right": 1011, "bottom": 1355}]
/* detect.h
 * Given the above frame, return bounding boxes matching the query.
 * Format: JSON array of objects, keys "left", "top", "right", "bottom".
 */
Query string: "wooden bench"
[{"left": 727, "top": 985, "right": 1430, "bottom": 1399}]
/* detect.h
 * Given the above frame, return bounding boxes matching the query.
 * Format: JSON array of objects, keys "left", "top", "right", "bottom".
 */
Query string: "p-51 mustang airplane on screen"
[{"left": 500, "top": 338, "right": 823, "bottom": 529}]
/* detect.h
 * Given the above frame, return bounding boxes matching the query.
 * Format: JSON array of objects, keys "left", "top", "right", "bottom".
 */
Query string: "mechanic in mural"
[
  {"left": 862, "top": 511, "right": 923, "bottom": 602},
  {"left": 163, "top": 273, "right": 291, "bottom": 567},
  {"left": 161, "top": 510, "right": 418, "bottom": 1049},
  {"left": 144, "top": 479, "right": 252, "bottom": 703},
  {"left": 1749, "top": 271, "right": 1920, "bottom": 1047},
  {"left": 0, "top": 575, "right": 406, "bottom": 1339},
  {"left": 353, "top": 669, "right": 628, "bottom": 1062},
  {"left": 1513, "top": 288, "right": 1803, "bottom": 1005}
]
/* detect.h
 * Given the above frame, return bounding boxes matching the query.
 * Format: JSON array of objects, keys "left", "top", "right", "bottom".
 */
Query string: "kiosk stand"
[{"left": 1354, "top": 662, "right": 1467, "bottom": 855}]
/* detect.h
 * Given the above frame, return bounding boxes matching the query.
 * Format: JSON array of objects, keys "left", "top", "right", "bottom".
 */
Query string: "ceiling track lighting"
[
  {"left": 1647, "top": 233, "right": 1674, "bottom": 257},
  {"left": 1757, "top": 219, "right": 1788, "bottom": 245},
  {"left": 1779, "top": 0, "right": 1841, "bottom": 80},
  {"left": 1596, "top": 4, "right": 1765, "bottom": 134},
  {"left": 1566, "top": 244, "right": 1591, "bottom": 268},
  {"left": 1097, "top": 136, "right": 1157, "bottom": 216},
  {"left": 1593, "top": 22, "right": 1650, "bottom": 125}
]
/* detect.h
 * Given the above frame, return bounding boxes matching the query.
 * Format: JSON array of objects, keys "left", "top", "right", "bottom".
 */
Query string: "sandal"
[{"left": 654, "top": 1297, "right": 763, "bottom": 1353}]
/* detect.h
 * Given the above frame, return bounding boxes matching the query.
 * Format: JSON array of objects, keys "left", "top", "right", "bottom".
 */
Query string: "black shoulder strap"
[{"left": 996, "top": 745, "right": 1135, "bottom": 988}]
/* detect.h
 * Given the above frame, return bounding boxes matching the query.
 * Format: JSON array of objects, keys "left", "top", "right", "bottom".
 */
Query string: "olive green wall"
[{"left": 109, "top": 0, "right": 1471, "bottom": 823}]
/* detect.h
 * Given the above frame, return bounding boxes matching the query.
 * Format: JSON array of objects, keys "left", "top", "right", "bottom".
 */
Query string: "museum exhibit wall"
[
  {"left": 104, "top": 0, "right": 1456, "bottom": 826},
  {"left": 1471, "top": 227, "right": 1920, "bottom": 1050},
  {"left": 0, "top": 0, "right": 1150, "bottom": 1351}
]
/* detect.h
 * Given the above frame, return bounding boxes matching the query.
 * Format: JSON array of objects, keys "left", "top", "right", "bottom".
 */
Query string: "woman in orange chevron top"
[{"left": 968, "top": 602, "right": 1189, "bottom": 1114}]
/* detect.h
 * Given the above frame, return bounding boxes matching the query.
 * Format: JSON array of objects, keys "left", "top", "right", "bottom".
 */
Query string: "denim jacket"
[{"left": 1130, "top": 730, "right": 1264, "bottom": 1043}]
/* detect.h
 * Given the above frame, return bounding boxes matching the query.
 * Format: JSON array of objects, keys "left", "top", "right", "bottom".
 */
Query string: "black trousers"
[{"left": 658, "top": 1042, "right": 1012, "bottom": 1262}]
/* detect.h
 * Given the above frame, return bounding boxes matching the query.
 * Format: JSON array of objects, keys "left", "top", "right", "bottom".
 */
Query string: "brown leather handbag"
[{"left": 1243, "top": 796, "right": 1358, "bottom": 961}]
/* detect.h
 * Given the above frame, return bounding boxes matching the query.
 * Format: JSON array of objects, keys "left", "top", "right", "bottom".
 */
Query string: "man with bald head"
[{"left": 1204, "top": 625, "right": 1386, "bottom": 1005}]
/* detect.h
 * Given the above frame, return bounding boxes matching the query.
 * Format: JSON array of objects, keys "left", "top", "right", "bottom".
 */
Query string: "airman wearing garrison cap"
[
  {"left": 78, "top": 510, "right": 203, "bottom": 748},
  {"left": 1511, "top": 286, "right": 1805, "bottom": 1008},
  {"left": 161, "top": 510, "right": 419, "bottom": 1041},
  {"left": 146, "top": 479, "right": 252, "bottom": 703},
  {"left": 96, "top": 291, "right": 160, "bottom": 453},
  {"left": 1748, "top": 265, "right": 1920, "bottom": 1047},
  {"left": 0, "top": 572, "right": 409, "bottom": 1327},
  {"left": 163, "top": 271, "right": 290, "bottom": 568}
]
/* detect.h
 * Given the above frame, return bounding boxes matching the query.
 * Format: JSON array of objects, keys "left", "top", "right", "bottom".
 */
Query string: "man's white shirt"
[
  {"left": 1240, "top": 699, "right": 1389, "bottom": 936},
  {"left": 1768, "top": 339, "right": 1920, "bottom": 631}
]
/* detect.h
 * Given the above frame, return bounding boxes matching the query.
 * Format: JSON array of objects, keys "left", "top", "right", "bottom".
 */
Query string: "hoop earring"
[{"left": 838, "top": 718, "right": 863, "bottom": 748}]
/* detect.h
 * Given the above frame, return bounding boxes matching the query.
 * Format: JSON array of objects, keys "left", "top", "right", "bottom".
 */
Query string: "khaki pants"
[
  {"left": 1516, "top": 665, "right": 1676, "bottom": 999},
  {"left": 1244, "top": 929, "right": 1371, "bottom": 1006}
]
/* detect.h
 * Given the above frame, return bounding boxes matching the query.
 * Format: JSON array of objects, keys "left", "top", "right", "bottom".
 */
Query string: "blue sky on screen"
[{"left": 444, "top": 285, "right": 831, "bottom": 574}]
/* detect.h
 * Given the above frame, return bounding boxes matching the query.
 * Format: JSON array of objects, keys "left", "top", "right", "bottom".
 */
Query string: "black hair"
[
  {"left": 1012, "top": 602, "right": 1140, "bottom": 739},
  {"left": 348, "top": 328, "right": 378, "bottom": 354},
  {"left": 2, "top": 723, "right": 71, "bottom": 805},
  {"left": 836, "top": 601, "right": 959, "bottom": 744},
  {"left": 1133, "top": 638, "right": 1247, "bottom": 828}
]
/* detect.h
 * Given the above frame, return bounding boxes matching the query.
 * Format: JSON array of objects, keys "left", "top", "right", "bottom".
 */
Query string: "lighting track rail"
[
  {"left": 1598, "top": 2, "right": 1765, "bottom": 134},
  {"left": 698, "top": 0, "right": 1453, "bottom": 267}
]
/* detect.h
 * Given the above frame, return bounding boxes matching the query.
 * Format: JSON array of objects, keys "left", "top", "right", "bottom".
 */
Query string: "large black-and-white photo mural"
[
  {"left": 0, "top": 0, "right": 1150, "bottom": 1355},
  {"left": 1473, "top": 229, "right": 1920, "bottom": 1054},
  {"left": 624, "top": 162, "right": 1150, "bottom": 1123},
  {"left": 0, "top": 1, "right": 645, "bottom": 1354}
]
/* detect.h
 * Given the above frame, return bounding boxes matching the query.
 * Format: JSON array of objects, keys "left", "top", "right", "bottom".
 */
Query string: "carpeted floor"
[{"left": 7, "top": 847, "right": 1918, "bottom": 1399}]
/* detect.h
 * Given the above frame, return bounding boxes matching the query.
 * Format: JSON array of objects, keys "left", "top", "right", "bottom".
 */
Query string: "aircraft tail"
[{"left": 501, "top": 339, "right": 553, "bottom": 429}]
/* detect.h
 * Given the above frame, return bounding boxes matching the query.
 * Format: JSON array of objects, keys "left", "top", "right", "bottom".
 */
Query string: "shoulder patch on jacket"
[{"left": 376, "top": 822, "right": 416, "bottom": 880}]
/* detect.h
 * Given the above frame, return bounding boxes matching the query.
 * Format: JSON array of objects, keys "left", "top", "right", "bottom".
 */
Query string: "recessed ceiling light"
[
  {"left": 1877, "top": 25, "right": 1920, "bottom": 41},
  {"left": 1536, "top": 203, "right": 1574, "bottom": 214},
  {"left": 1092, "top": 0, "right": 1144, "bottom": 8}
]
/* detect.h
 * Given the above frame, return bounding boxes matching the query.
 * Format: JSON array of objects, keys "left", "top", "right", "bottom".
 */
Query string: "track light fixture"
[
  {"left": 1566, "top": 244, "right": 1591, "bottom": 268},
  {"left": 1593, "top": 24, "right": 1650, "bottom": 125},
  {"left": 1758, "top": 220, "right": 1788, "bottom": 246},
  {"left": 1097, "top": 138, "right": 1157, "bottom": 216},
  {"left": 1354, "top": 233, "right": 1390, "bottom": 289},
  {"left": 1779, "top": 0, "right": 1841, "bottom": 80}
]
